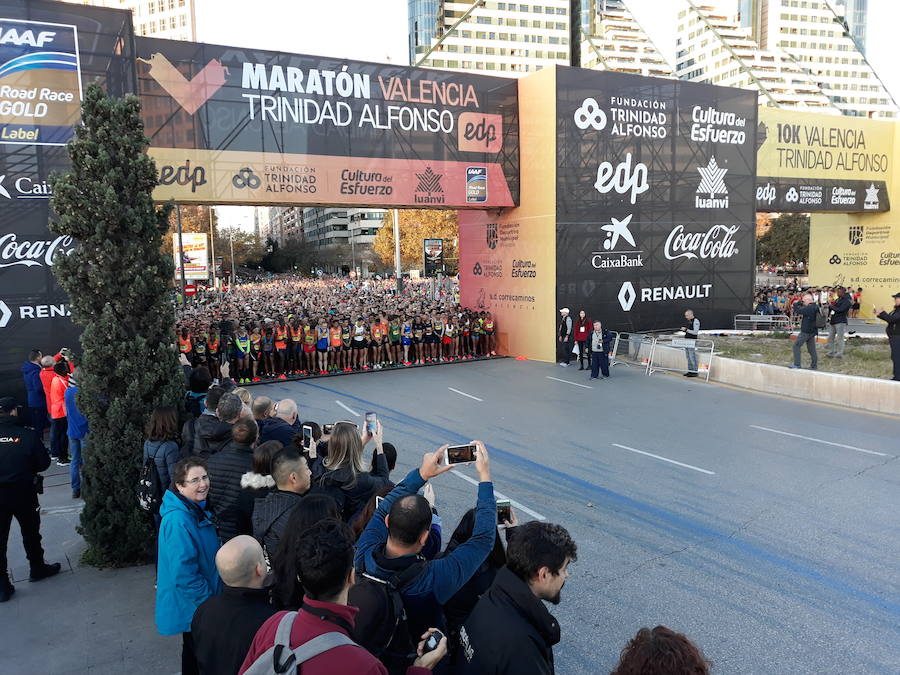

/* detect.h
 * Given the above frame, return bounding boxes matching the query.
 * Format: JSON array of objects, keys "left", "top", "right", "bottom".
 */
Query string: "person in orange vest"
[
  {"left": 48, "top": 361, "right": 71, "bottom": 467},
  {"left": 206, "top": 329, "right": 221, "bottom": 380},
  {"left": 329, "top": 319, "right": 344, "bottom": 372},
  {"left": 369, "top": 315, "right": 386, "bottom": 369},
  {"left": 177, "top": 327, "right": 193, "bottom": 366},
  {"left": 274, "top": 318, "right": 288, "bottom": 377},
  {"left": 288, "top": 318, "right": 303, "bottom": 374}
]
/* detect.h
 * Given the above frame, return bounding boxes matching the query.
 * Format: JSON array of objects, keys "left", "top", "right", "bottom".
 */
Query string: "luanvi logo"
[
  {"left": 573, "top": 97, "right": 606, "bottom": 131},
  {"left": 140, "top": 53, "right": 227, "bottom": 115},
  {"left": 695, "top": 157, "right": 728, "bottom": 209},
  {"left": 864, "top": 183, "right": 880, "bottom": 210},
  {"left": 415, "top": 167, "right": 445, "bottom": 204}
]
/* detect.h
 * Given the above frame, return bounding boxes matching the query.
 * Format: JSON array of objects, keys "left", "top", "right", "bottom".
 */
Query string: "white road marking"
[
  {"left": 611, "top": 443, "right": 716, "bottom": 475},
  {"left": 42, "top": 504, "right": 84, "bottom": 516},
  {"left": 335, "top": 400, "right": 361, "bottom": 417},
  {"left": 448, "top": 387, "right": 484, "bottom": 402},
  {"left": 749, "top": 425, "right": 888, "bottom": 457},
  {"left": 546, "top": 376, "right": 593, "bottom": 389},
  {"left": 447, "top": 470, "right": 547, "bottom": 521}
]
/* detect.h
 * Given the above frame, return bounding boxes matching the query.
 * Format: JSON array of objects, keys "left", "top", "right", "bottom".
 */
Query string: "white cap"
[{"left": 560, "top": 307, "right": 570, "bottom": 313}]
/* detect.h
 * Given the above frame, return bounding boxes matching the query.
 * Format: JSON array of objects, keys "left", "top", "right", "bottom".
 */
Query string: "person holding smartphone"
[{"left": 354, "top": 441, "right": 496, "bottom": 669}]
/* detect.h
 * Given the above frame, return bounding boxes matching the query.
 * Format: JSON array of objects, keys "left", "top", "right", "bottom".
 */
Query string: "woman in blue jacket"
[{"left": 155, "top": 456, "right": 221, "bottom": 675}]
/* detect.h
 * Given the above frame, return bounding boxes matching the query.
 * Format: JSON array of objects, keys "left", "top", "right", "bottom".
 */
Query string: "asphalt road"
[
  {"left": 254, "top": 358, "right": 900, "bottom": 675},
  {"left": 4, "top": 358, "right": 899, "bottom": 674}
]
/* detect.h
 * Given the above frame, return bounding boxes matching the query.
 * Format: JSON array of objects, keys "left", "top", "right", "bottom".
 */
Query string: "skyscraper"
[
  {"left": 59, "top": 0, "right": 196, "bottom": 41},
  {"left": 677, "top": 0, "right": 895, "bottom": 119},
  {"left": 410, "top": 0, "right": 671, "bottom": 77},
  {"left": 835, "top": 0, "right": 867, "bottom": 54}
]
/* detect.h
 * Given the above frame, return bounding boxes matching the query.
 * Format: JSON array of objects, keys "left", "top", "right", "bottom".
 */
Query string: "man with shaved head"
[
  {"left": 191, "top": 535, "right": 275, "bottom": 675},
  {"left": 258, "top": 398, "right": 300, "bottom": 447}
]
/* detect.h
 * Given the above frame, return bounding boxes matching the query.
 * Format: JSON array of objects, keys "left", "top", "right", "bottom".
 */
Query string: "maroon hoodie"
[{"left": 574, "top": 317, "right": 592, "bottom": 341}]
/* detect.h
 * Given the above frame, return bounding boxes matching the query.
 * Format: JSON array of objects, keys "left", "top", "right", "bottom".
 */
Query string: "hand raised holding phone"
[{"left": 420, "top": 446, "right": 455, "bottom": 481}]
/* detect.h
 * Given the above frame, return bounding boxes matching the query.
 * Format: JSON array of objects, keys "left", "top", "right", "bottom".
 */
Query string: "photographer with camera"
[
  {"left": 353, "top": 442, "right": 495, "bottom": 672},
  {"left": 0, "top": 397, "right": 61, "bottom": 602}
]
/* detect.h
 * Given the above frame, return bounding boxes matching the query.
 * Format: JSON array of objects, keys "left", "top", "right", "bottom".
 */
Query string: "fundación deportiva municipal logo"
[
  {"left": 486, "top": 222, "right": 498, "bottom": 250},
  {"left": 848, "top": 224, "right": 864, "bottom": 246}
]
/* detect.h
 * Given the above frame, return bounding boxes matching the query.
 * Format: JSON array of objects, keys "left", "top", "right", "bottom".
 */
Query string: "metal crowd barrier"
[
  {"left": 609, "top": 331, "right": 654, "bottom": 374},
  {"left": 647, "top": 336, "right": 715, "bottom": 382},
  {"left": 733, "top": 314, "right": 797, "bottom": 331}
]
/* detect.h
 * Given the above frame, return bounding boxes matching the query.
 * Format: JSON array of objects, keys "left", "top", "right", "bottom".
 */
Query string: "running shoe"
[
  {"left": 252, "top": 377, "right": 261, "bottom": 382},
  {"left": 278, "top": 374, "right": 287, "bottom": 380}
]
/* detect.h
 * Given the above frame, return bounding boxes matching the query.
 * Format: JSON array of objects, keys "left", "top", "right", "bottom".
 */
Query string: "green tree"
[
  {"left": 373, "top": 210, "right": 458, "bottom": 271},
  {"left": 50, "top": 84, "right": 184, "bottom": 566},
  {"left": 756, "top": 213, "right": 810, "bottom": 266},
  {"left": 216, "top": 227, "right": 265, "bottom": 271}
]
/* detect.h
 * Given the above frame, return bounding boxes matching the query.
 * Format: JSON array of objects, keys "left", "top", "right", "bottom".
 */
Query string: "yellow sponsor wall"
[
  {"left": 458, "top": 67, "right": 557, "bottom": 362},
  {"left": 757, "top": 107, "right": 894, "bottom": 183},
  {"left": 759, "top": 107, "right": 900, "bottom": 315}
]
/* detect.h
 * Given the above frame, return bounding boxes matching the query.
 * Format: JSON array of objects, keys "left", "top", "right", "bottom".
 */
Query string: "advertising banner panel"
[
  {"left": 0, "top": 0, "right": 135, "bottom": 402},
  {"left": 555, "top": 67, "right": 757, "bottom": 332},
  {"left": 757, "top": 107, "right": 893, "bottom": 212},
  {"left": 136, "top": 38, "right": 519, "bottom": 209},
  {"left": 423, "top": 238, "right": 443, "bottom": 277},
  {"left": 173, "top": 232, "right": 209, "bottom": 280}
]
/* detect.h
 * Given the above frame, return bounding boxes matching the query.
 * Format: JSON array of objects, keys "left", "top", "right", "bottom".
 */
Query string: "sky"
[{"left": 195, "top": 0, "right": 900, "bottom": 229}]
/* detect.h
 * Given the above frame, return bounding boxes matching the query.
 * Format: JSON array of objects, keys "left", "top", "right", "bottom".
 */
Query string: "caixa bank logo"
[
  {"left": 0, "top": 174, "right": 52, "bottom": 200},
  {"left": 664, "top": 225, "right": 739, "bottom": 261},
  {"left": 0, "top": 234, "right": 74, "bottom": 268}
]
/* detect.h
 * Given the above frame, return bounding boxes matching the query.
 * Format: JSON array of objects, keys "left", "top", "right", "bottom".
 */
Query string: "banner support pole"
[
  {"left": 393, "top": 208, "right": 403, "bottom": 293},
  {"left": 176, "top": 204, "right": 187, "bottom": 305}
]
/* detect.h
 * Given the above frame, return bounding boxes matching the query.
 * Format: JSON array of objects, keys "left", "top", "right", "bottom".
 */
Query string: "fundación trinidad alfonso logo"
[
  {"left": 139, "top": 53, "right": 227, "bottom": 115},
  {"left": 695, "top": 157, "right": 728, "bottom": 209},
  {"left": 573, "top": 97, "right": 607, "bottom": 131},
  {"left": 849, "top": 224, "right": 864, "bottom": 246}
]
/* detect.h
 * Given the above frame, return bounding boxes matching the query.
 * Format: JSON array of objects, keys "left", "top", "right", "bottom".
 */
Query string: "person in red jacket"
[
  {"left": 239, "top": 519, "right": 446, "bottom": 675},
  {"left": 48, "top": 361, "right": 71, "bottom": 467},
  {"left": 573, "top": 310, "right": 592, "bottom": 371}
]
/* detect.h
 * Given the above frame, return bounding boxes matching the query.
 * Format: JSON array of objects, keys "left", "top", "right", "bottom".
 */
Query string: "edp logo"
[
  {"left": 159, "top": 160, "right": 207, "bottom": 193},
  {"left": 756, "top": 182, "right": 776, "bottom": 204},
  {"left": 594, "top": 153, "right": 649, "bottom": 205}
]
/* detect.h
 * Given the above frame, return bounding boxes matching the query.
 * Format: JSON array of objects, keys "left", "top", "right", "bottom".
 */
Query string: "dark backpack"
[
  {"left": 349, "top": 559, "right": 428, "bottom": 663},
  {"left": 137, "top": 446, "right": 164, "bottom": 512},
  {"left": 815, "top": 305, "right": 829, "bottom": 329}
]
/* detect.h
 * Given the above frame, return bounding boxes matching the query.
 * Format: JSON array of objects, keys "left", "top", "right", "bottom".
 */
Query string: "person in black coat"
[
  {"left": 825, "top": 286, "right": 853, "bottom": 358},
  {"left": 309, "top": 421, "right": 390, "bottom": 521},
  {"left": 257, "top": 399, "right": 300, "bottom": 447},
  {"left": 0, "top": 398, "right": 61, "bottom": 602},
  {"left": 876, "top": 291, "right": 900, "bottom": 380},
  {"left": 191, "top": 535, "right": 276, "bottom": 675},
  {"left": 587, "top": 321, "right": 613, "bottom": 380},
  {"left": 208, "top": 418, "right": 258, "bottom": 541},
  {"left": 251, "top": 447, "right": 311, "bottom": 557},
  {"left": 452, "top": 521, "right": 577, "bottom": 675},
  {"left": 791, "top": 293, "right": 820, "bottom": 370}
]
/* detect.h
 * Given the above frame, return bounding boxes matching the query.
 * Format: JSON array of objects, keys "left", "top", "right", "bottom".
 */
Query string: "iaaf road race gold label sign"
[{"left": 0, "top": 18, "right": 83, "bottom": 145}]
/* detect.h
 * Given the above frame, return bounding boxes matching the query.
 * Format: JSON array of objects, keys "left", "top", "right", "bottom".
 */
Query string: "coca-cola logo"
[
  {"left": 0, "top": 234, "right": 74, "bottom": 268},
  {"left": 664, "top": 225, "right": 739, "bottom": 260}
]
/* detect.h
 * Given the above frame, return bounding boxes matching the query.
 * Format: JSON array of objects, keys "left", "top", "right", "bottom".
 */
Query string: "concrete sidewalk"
[{"left": 2, "top": 466, "right": 177, "bottom": 675}]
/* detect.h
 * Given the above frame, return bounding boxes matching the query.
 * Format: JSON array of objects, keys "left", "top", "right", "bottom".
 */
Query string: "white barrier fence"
[
  {"left": 733, "top": 314, "right": 797, "bottom": 331},
  {"left": 609, "top": 331, "right": 654, "bottom": 374},
  {"left": 647, "top": 336, "right": 715, "bottom": 382}
]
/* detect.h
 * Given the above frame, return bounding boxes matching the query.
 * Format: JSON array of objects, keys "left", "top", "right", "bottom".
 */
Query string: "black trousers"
[
  {"left": 890, "top": 336, "right": 900, "bottom": 381},
  {"left": 576, "top": 340, "right": 588, "bottom": 367},
  {"left": 557, "top": 337, "right": 574, "bottom": 364},
  {"left": 182, "top": 631, "right": 199, "bottom": 675},
  {"left": 590, "top": 351, "right": 610, "bottom": 378},
  {"left": 0, "top": 484, "right": 45, "bottom": 580}
]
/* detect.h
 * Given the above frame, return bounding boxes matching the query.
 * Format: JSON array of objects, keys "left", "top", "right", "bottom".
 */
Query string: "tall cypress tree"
[{"left": 50, "top": 84, "right": 182, "bottom": 566}]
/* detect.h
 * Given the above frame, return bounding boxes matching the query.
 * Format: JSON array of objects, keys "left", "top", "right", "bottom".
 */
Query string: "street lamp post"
[
  {"left": 175, "top": 204, "right": 187, "bottom": 304},
  {"left": 392, "top": 208, "right": 402, "bottom": 292}
]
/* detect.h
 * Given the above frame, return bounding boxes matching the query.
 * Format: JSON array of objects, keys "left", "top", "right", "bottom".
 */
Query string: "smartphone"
[
  {"left": 423, "top": 629, "right": 444, "bottom": 654},
  {"left": 302, "top": 424, "right": 313, "bottom": 451},
  {"left": 375, "top": 495, "right": 384, "bottom": 509},
  {"left": 444, "top": 444, "right": 476, "bottom": 465},
  {"left": 365, "top": 412, "right": 377, "bottom": 435},
  {"left": 323, "top": 423, "right": 334, "bottom": 435},
  {"left": 496, "top": 500, "right": 511, "bottom": 526}
]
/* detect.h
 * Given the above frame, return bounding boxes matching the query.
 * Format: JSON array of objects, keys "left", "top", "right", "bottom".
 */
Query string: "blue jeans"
[
  {"left": 69, "top": 437, "right": 84, "bottom": 493},
  {"left": 684, "top": 346, "right": 698, "bottom": 373}
]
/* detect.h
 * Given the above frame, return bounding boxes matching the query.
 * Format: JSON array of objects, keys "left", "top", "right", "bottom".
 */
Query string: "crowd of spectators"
[
  {"left": 174, "top": 277, "right": 497, "bottom": 383},
  {"left": 143, "top": 369, "right": 712, "bottom": 674},
  {"left": 752, "top": 284, "right": 863, "bottom": 320}
]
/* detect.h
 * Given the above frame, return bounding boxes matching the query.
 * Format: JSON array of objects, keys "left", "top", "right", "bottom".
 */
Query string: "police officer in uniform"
[{"left": 0, "top": 396, "right": 61, "bottom": 602}]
